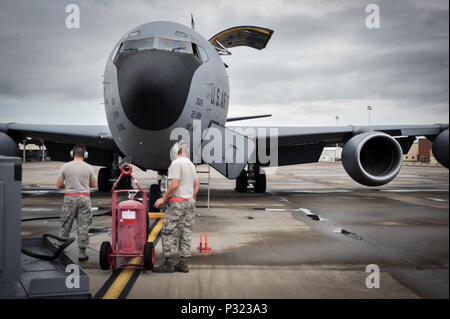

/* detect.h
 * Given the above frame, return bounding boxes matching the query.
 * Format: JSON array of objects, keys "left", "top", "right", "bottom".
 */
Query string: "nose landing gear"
[
  {"left": 148, "top": 171, "right": 167, "bottom": 212},
  {"left": 148, "top": 184, "right": 162, "bottom": 212},
  {"left": 98, "top": 167, "right": 132, "bottom": 192},
  {"left": 97, "top": 155, "right": 133, "bottom": 192}
]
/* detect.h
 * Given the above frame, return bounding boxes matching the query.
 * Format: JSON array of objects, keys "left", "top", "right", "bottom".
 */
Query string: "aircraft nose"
[{"left": 114, "top": 49, "right": 201, "bottom": 131}]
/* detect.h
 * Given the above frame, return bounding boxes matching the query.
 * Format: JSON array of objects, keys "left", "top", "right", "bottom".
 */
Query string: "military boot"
[
  {"left": 174, "top": 257, "right": 189, "bottom": 273},
  {"left": 78, "top": 248, "right": 88, "bottom": 261},
  {"left": 153, "top": 257, "right": 175, "bottom": 273}
]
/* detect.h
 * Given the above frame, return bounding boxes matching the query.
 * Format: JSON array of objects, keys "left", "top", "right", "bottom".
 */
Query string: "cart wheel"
[
  {"left": 144, "top": 242, "right": 155, "bottom": 270},
  {"left": 99, "top": 241, "right": 112, "bottom": 270}
]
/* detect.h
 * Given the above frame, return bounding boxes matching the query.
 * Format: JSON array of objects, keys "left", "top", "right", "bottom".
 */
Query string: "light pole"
[
  {"left": 39, "top": 139, "right": 45, "bottom": 163},
  {"left": 367, "top": 106, "right": 373, "bottom": 126},
  {"left": 335, "top": 116, "right": 340, "bottom": 147},
  {"left": 22, "top": 139, "right": 27, "bottom": 163}
]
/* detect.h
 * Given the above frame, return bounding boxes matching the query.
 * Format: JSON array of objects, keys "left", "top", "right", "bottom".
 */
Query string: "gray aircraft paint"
[{"left": 104, "top": 21, "right": 229, "bottom": 171}]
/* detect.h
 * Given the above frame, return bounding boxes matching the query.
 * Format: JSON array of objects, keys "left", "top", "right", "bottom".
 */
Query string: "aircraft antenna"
[{"left": 191, "top": 14, "right": 195, "bottom": 30}]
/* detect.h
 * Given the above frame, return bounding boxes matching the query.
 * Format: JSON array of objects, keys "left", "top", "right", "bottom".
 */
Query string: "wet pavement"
[{"left": 20, "top": 161, "right": 448, "bottom": 298}]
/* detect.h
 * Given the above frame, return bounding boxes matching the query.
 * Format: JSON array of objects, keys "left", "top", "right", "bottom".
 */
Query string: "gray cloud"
[{"left": 0, "top": 0, "right": 448, "bottom": 126}]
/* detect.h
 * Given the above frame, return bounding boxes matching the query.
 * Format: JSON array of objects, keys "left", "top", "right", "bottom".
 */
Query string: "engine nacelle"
[
  {"left": 0, "top": 132, "right": 19, "bottom": 157},
  {"left": 432, "top": 129, "right": 449, "bottom": 168},
  {"left": 342, "top": 131, "right": 403, "bottom": 186}
]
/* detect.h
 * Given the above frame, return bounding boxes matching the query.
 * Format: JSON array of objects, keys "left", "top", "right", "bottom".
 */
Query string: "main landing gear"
[{"left": 235, "top": 164, "right": 266, "bottom": 193}]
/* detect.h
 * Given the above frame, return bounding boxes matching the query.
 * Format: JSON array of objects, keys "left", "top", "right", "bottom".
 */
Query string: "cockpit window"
[
  {"left": 120, "top": 37, "right": 154, "bottom": 52},
  {"left": 158, "top": 38, "right": 193, "bottom": 54},
  {"left": 128, "top": 31, "right": 140, "bottom": 38},
  {"left": 191, "top": 43, "right": 209, "bottom": 63},
  {"left": 198, "top": 45, "right": 209, "bottom": 62},
  {"left": 175, "top": 31, "right": 188, "bottom": 38}
]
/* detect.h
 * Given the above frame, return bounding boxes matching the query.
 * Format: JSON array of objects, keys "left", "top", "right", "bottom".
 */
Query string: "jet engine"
[
  {"left": 0, "top": 132, "right": 19, "bottom": 157},
  {"left": 432, "top": 129, "right": 449, "bottom": 168},
  {"left": 342, "top": 131, "right": 403, "bottom": 186}
]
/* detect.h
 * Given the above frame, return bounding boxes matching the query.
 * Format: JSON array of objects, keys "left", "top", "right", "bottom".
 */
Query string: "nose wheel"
[
  {"left": 148, "top": 184, "right": 162, "bottom": 212},
  {"left": 98, "top": 167, "right": 132, "bottom": 192},
  {"left": 98, "top": 167, "right": 111, "bottom": 192}
]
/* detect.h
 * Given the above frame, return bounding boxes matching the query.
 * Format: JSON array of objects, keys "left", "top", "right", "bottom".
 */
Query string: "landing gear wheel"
[
  {"left": 254, "top": 170, "right": 267, "bottom": 193},
  {"left": 117, "top": 175, "right": 132, "bottom": 190},
  {"left": 98, "top": 167, "right": 112, "bottom": 192},
  {"left": 99, "top": 241, "right": 112, "bottom": 270},
  {"left": 148, "top": 184, "right": 162, "bottom": 212},
  {"left": 144, "top": 242, "right": 155, "bottom": 270},
  {"left": 235, "top": 169, "right": 248, "bottom": 193}
]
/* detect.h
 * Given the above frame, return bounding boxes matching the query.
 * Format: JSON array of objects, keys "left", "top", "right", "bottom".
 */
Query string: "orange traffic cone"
[
  {"left": 203, "top": 232, "right": 212, "bottom": 253},
  {"left": 197, "top": 232, "right": 203, "bottom": 251},
  {"left": 197, "top": 232, "right": 212, "bottom": 253}
]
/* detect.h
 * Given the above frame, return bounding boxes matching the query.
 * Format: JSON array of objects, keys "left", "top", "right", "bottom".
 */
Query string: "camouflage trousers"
[
  {"left": 59, "top": 196, "right": 92, "bottom": 249},
  {"left": 161, "top": 198, "right": 196, "bottom": 258}
]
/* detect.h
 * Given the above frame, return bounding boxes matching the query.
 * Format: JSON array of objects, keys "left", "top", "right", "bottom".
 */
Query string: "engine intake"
[
  {"left": 432, "top": 129, "right": 449, "bottom": 168},
  {"left": 342, "top": 131, "right": 403, "bottom": 186},
  {"left": 0, "top": 132, "right": 19, "bottom": 157}
]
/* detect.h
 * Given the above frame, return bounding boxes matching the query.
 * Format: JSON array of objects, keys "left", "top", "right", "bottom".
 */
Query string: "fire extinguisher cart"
[{"left": 99, "top": 164, "right": 155, "bottom": 272}]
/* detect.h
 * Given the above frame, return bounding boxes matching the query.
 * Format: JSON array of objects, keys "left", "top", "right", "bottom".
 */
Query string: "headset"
[
  {"left": 70, "top": 144, "right": 88, "bottom": 159},
  {"left": 170, "top": 140, "right": 189, "bottom": 161}
]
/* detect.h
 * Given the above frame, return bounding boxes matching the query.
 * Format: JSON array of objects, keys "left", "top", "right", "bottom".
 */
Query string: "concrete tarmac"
[{"left": 20, "top": 162, "right": 448, "bottom": 298}]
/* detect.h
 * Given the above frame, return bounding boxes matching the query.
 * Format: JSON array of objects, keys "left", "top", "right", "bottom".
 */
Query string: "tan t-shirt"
[
  {"left": 58, "top": 161, "right": 95, "bottom": 194},
  {"left": 167, "top": 156, "right": 198, "bottom": 198}
]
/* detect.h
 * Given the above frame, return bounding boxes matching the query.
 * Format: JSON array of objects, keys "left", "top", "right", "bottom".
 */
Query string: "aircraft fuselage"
[{"left": 104, "top": 21, "right": 229, "bottom": 171}]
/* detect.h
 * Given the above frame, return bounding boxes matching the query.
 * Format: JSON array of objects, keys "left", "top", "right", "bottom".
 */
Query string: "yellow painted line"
[
  {"left": 210, "top": 27, "right": 272, "bottom": 44},
  {"left": 148, "top": 219, "right": 164, "bottom": 243},
  {"left": 102, "top": 257, "right": 141, "bottom": 299},
  {"left": 148, "top": 212, "right": 165, "bottom": 219},
  {"left": 101, "top": 216, "right": 165, "bottom": 299}
]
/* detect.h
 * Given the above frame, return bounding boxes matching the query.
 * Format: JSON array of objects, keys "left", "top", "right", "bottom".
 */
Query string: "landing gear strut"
[{"left": 235, "top": 164, "right": 267, "bottom": 193}]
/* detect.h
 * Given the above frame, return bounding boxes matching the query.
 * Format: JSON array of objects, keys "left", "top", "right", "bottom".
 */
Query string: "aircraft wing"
[
  {"left": 228, "top": 124, "right": 449, "bottom": 167},
  {"left": 0, "top": 123, "right": 118, "bottom": 167},
  {"left": 226, "top": 114, "right": 272, "bottom": 122}
]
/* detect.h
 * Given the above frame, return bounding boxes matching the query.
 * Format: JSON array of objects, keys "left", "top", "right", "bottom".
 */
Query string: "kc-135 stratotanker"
[{"left": 1, "top": 21, "right": 448, "bottom": 210}]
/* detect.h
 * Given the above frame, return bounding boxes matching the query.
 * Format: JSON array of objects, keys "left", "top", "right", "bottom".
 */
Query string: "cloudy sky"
[{"left": 0, "top": 0, "right": 448, "bottom": 127}]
